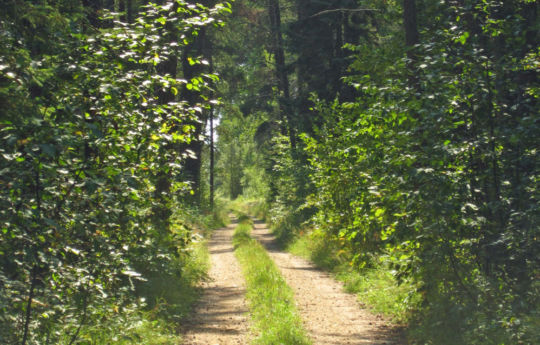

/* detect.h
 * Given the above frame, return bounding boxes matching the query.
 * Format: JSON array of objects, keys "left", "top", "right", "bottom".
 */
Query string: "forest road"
[
  {"left": 182, "top": 220, "right": 251, "bottom": 345},
  {"left": 250, "top": 219, "right": 404, "bottom": 345}
]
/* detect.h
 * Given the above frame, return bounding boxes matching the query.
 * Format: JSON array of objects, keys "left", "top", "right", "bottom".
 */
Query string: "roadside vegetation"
[
  {"left": 215, "top": 1, "right": 538, "bottom": 344},
  {"left": 73, "top": 217, "right": 208, "bottom": 345},
  {"left": 244, "top": 198, "right": 417, "bottom": 324},
  {"left": 2, "top": 0, "right": 537, "bottom": 344},
  {"left": 0, "top": 1, "right": 231, "bottom": 343},
  {"left": 82, "top": 205, "right": 229, "bottom": 345},
  {"left": 232, "top": 216, "right": 311, "bottom": 345},
  {"left": 75, "top": 208, "right": 228, "bottom": 345},
  {"left": 288, "top": 229, "right": 420, "bottom": 324}
]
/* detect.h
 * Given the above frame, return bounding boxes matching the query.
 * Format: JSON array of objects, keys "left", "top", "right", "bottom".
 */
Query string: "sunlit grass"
[
  {"left": 288, "top": 230, "right": 419, "bottom": 323},
  {"left": 233, "top": 219, "right": 311, "bottom": 345},
  {"left": 76, "top": 312, "right": 182, "bottom": 345},
  {"left": 66, "top": 210, "right": 215, "bottom": 345},
  {"left": 228, "top": 197, "right": 268, "bottom": 221}
]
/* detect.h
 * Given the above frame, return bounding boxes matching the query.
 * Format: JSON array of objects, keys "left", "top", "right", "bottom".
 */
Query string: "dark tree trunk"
[
  {"left": 403, "top": 0, "right": 419, "bottom": 89},
  {"left": 181, "top": 1, "right": 219, "bottom": 206},
  {"left": 153, "top": 1, "right": 179, "bottom": 230},
  {"left": 21, "top": 267, "right": 37, "bottom": 345},
  {"left": 181, "top": 27, "right": 208, "bottom": 205},
  {"left": 209, "top": 47, "right": 215, "bottom": 210},
  {"left": 209, "top": 106, "right": 215, "bottom": 210},
  {"left": 126, "top": 0, "right": 134, "bottom": 23},
  {"left": 403, "top": 0, "right": 419, "bottom": 48},
  {"left": 82, "top": 0, "right": 104, "bottom": 27},
  {"left": 268, "top": 0, "right": 296, "bottom": 149}
]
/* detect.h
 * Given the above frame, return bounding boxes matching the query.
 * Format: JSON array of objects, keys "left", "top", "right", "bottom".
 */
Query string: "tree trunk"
[
  {"left": 21, "top": 266, "right": 37, "bottom": 345},
  {"left": 209, "top": 42, "right": 215, "bottom": 210},
  {"left": 126, "top": 0, "right": 134, "bottom": 23},
  {"left": 209, "top": 106, "right": 215, "bottom": 210},
  {"left": 268, "top": 0, "right": 296, "bottom": 149},
  {"left": 403, "top": 0, "right": 419, "bottom": 48},
  {"left": 403, "top": 0, "right": 419, "bottom": 88},
  {"left": 153, "top": 1, "right": 179, "bottom": 230},
  {"left": 181, "top": 27, "right": 208, "bottom": 204}
]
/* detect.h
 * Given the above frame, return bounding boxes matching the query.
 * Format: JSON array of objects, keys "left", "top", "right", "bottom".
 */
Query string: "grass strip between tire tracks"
[{"left": 232, "top": 216, "right": 312, "bottom": 345}]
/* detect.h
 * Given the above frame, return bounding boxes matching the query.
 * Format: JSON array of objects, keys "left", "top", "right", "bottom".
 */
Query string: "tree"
[
  {"left": 267, "top": 0, "right": 296, "bottom": 149},
  {"left": 403, "top": 0, "right": 419, "bottom": 88},
  {"left": 0, "top": 1, "right": 230, "bottom": 343}
]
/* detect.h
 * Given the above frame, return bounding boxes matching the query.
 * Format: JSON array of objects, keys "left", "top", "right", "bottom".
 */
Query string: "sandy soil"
[
  {"left": 182, "top": 218, "right": 403, "bottom": 345},
  {"left": 251, "top": 219, "right": 404, "bottom": 345},
  {"left": 182, "top": 220, "right": 251, "bottom": 345}
]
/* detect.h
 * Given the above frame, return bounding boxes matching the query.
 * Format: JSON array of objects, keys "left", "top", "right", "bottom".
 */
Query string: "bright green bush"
[
  {"left": 0, "top": 1, "right": 231, "bottom": 343},
  {"left": 301, "top": 2, "right": 539, "bottom": 343}
]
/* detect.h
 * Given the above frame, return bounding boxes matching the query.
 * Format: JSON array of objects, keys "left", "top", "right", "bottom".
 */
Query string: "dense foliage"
[
  {"left": 305, "top": 2, "right": 539, "bottom": 343},
  {"left": 0, "top": 1, "right": 230, "bottom": 344},
  {"left": 2, "top": 0, "right": 537, "bottom": 343},
  {"left": 214, "top": 0, "right": 538, "bottom": 344}
]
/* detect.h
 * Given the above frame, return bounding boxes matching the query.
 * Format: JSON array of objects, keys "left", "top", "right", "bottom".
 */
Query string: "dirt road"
[
  {"left": 183, "top": 219, "right": 403, "bottom": 345},
  {"left": 250, "top": 220, "right": 402, "bottom": 345},
  {"left": 182, "top": 220, "right": 251, "bottom": 345}
]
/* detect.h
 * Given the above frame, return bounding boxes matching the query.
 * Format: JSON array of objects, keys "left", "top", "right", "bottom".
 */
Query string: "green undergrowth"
[
  {"left": 233, "top": 218, "right": 312, "bottom": 345},
  {"left": 72, "top": 243, "right": 209, "bottom": 345},
  {"left": 228, "top": 197, "right": 268, "bottom": 221},
  {"left": 74, "top": 306, "right": 183, "bottom": 345},
  {"left": 71, "top": 207, "right": 219, "bottom": 345},
  {"left": 288, "top": 229, "right": 420, "bottom": 324},
  {"left": 245, "top": 199, "right": 269, "bottom": 221},
  {"left": 182, "top": 199, "right": 231, "bottom": 231}
]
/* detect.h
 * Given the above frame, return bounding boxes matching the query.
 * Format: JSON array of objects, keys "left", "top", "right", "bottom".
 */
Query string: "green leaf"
[
  {"left": 458, "top": 31, "right": 469, "bottom": 45},
  {"left": 156, "top": 17, "right": 167, "bottom": 25}
]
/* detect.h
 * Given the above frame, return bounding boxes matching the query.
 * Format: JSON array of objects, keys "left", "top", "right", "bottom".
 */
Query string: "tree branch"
[{"left": 309, "top": 8, "right": 379, "bottom": 18}]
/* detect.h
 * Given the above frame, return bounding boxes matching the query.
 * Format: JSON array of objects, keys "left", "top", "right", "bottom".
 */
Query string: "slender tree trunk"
[
  {"left": 67, "top": 294, "right": 88, "bottom": 345},
  {"left": 82, "top": 0, "right": 104, "bottom": 27},
  {"left": 153, "top": 1, "right": 179, "bottom": 231},
  {"left": 208, "top": 42, "right": 215, "bottom": 210},
  {"left": 126, "top": 0, "right": 134, "bottom": 23},
  {"left": 404, "top": 0, "right": 419, "bottom": 48},
  {"left": 209, "top": 107, "right": 215, "bottom": 210},
  {"left": 403, "top": 0, "right": 419, "bottom": 89},
  {"left": 268, "top": 0, "right": 296, "bottom": 149},
  {"left": 179, "top": 0, "right": 217, "bottom": 205},
  {"left": 229, "top": 143, "right": 236, "bottom": 199},
  {"left": 21, "top": 266, "right": 37, "bottom": 345},
  {"left": 295, "top": 0, "right": 308, "bottom": 106},
  {"left": 22, "top": 163, "right": 43, "bottom": 345},
  {"left": 182, "top": 27, "right": 208, "bottom": 204}
]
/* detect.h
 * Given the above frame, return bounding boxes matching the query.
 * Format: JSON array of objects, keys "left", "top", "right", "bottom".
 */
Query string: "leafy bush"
[
  {"left": 300, "top": 1, "right": 539, "bottom": 343},
  {"left": 0, "top": 1, "right": 231, "bottom": 343}
]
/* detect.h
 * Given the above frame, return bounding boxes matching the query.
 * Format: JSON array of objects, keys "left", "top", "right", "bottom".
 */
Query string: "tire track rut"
[
  {"left": 250, "top": 219, "right": 404, "bottom": 345},
  {"left": 182, "top": 220, "right": 250, "bottom": 345}
]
